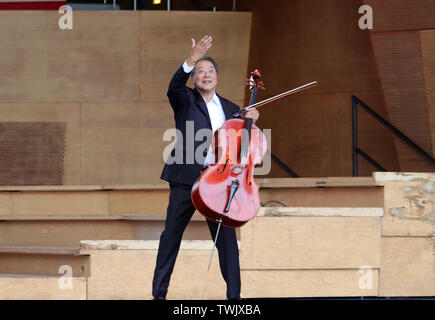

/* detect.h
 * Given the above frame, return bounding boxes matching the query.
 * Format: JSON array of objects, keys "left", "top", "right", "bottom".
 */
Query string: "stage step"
[
  {"left": 240, "top": 207, "right": 382, "bottom": 297},
  {"left": 0, "top": 246, "right": 80, "bottom": 254},
  {"left": 0, "top": 274, "right": 87, "bottom": 300},
  {"left": 0, "top": 213, "right": 211, "bottom": 247},
  {"left": 79, "top": 240, "right": 235, "bottom": 300},
  {"left": 78, "top": 236, "right": 380, "bottom": 300},
  {"left": 1, "top": 174, "right": 432, "bottom": 298},
  {"left": 0, "top": 246, "right": 90, "bottom": 277},
  {"left": 0, "top": 178, "right": 383, "bottom": 218},
  {"left": 0, "top": 177, "right": 382, "bottom": 248}
]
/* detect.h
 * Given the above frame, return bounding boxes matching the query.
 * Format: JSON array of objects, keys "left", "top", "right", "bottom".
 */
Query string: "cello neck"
[
  {"left": 240, "top": 117, "right": 253, "bottom": 164},
  {"left": 248, "top": 84, "right": 258, "bottom": 106},
  {"left": 240, "top": 78, "right": 258, "bottom": 163}
]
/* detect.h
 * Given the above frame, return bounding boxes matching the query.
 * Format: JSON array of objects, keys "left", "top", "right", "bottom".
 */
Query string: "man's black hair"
[{"left": 191, "top": 56, "right": 218, "bottom": 77}]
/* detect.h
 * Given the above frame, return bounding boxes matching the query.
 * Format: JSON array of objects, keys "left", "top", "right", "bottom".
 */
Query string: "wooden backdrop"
[
  {"left": 0, "top": 4, "right": 433, "bottom": 186},
  {"left": 248, "top": 0, "right": 434, "bottom": 177},
  {"left": 0, "top": 11, "right": 251, "bottom": 185},
  {"left": 247, "top": 0, "right": 402, "bottom": 177},
  {"left": 364, "top": 0, "right": 435, "bottom": 171}
]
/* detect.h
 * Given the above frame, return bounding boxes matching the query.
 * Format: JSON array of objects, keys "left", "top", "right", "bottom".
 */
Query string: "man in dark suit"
[{"left": 152, "top": 35, "right": 259, "bottom": 300}]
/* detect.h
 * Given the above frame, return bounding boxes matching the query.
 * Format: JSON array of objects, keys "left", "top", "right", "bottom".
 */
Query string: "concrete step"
[
  {"left": 0, "top": 178, "right": 384, "bottom": 220},
  {"left": 0, "top": 177, "right": 383, "bottom": 248},
  {"left": 0, "top": 213, "right": 213, "bottom": 247},
  {"left": 0, "top": 274, "right": 87, "bottom": 300},
  {"left": 0, "top": 246, "right": 90, "bottom": 277}
]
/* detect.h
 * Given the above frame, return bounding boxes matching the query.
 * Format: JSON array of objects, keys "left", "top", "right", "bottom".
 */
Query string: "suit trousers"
[{"left": 152, "top": 182, "right": 241, "bottom": 299}]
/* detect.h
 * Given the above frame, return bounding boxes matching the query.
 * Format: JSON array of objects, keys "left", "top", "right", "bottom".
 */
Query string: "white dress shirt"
[{"left": 183, "top": 61, "right": 227, "bottom": 166}]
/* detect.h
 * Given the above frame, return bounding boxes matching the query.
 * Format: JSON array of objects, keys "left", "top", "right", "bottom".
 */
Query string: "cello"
[
  {"left": 191, "top": 70, "right": 317, "bottom": 228},
  {"left": 191, "top": 69, "right": 317, "bottom": 269},
  {"left": 191, "top": 69, "right": 266, "bottom": 229}
]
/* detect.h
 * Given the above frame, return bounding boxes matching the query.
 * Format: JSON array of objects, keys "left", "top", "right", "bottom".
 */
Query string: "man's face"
[{"left": 192, "top": 60, "right": 218, "bottom": 94}]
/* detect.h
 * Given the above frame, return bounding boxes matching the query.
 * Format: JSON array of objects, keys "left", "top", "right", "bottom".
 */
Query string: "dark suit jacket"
[{"left": 160, "top": 65, "right": 241, "bottom": 186}]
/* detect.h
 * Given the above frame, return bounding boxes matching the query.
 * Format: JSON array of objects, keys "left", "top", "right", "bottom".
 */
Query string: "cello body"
[
  {"left": 191, "top": 118, "right": 267, "bottom": 228},
  {"left": 191, "top": 69, "right": 317, "bottom": 229}
]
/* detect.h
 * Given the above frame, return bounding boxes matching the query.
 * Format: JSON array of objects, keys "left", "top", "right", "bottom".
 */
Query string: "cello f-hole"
[
  {"left": 245, "top": 167, "right": 252, "bottom": 185},
  {"left": 216, "top": 158, "right": 230, "bottom": 173}
]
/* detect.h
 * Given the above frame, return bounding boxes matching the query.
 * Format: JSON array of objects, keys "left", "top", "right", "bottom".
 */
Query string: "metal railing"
[
  {"left": 352, "top": 95, "right": 435, "bottom": 176},
  {"left": 270, "top": 152, "right": 298, "bottom": 177}
]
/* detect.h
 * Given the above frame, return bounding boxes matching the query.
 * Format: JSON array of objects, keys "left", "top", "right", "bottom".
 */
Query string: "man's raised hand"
[{"left": 187, "top": 35, "right": 213, "bottom": 67}]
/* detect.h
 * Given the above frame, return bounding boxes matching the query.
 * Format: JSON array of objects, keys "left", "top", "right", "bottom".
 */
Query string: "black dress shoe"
[{"left": 153, "top": 297, "right": 166, "bottom": 300}]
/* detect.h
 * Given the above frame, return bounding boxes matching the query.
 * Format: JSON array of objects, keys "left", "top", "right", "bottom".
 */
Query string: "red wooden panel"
[
  {"left": 364, "top": 0, "right": 435, "bottom": 31},
  {"left": 371, "top": 31, "right": 433, "bottom": 170},
  {"left": 0, "top": 1, "right": 65, "bottom": 10}
]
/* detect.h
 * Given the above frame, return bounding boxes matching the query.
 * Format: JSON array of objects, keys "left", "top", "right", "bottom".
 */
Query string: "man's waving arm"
[{"left": 167, "top": 35, "right": 213, "bottom": 108}]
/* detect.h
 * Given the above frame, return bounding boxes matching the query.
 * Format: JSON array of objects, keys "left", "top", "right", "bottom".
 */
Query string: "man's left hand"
[{"left": 245, "top": 108, "right": 259, "bottom": 123}]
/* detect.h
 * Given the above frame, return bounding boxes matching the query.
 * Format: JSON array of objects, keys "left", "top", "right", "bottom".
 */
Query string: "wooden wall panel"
[
  {"left": 0, "top": 11, "right": 140, "bottom": 102},
  {"left": 380, "top": 237, "right": 434, "bottom": 296},
  {"left": 249, "top": 0, "right": 398, "bottom": 177},
  {"left": 108, "top": 190, "right": 169, "bottom": 215},
  {"left": 258, "top": 92, "right": 398, "bottom": 177},
  {"left": 364, "top": 0, "right": 435, "bottom": 31},
  {"left": 0, "top": 192, "right": 12, "bottom": 216},
  {"left": 0, "top": 103, "right": 80, "bottom": 185},
  {"left": 0, "top": 277, "right": 87, "bottom": 300},
  {"left": 83, "top": 246, "right": 226, "bottom": 300},
  {"left": 249, "top": 1, "right": 381, "bottom": 96},
  {"left": 0, "top": 11, "right": 251, "bottom": 186},
  {"left": 11, "top": 191, "right": 109, "bottom": 216},
  {"left": 0, "top": 221, "right": 133, "bottom": 246},
  {"left": 81, "top": 102, "right": 173, "bottom": 185},
  {"left": 259, "top": 187, "right": 384, "bottom": 208},
  {"left": 420, "top": 30, "right": 435, "bottom": 156},
  {"left": 79, "top": 12, "right": 251, "bottom": 185},
  {"left": 363, "top": 1, "right": 435, "bottom": 171},
  {"left": 371, "top": 32, "right": 433, "bottom": 171},
  {"left": 140, "top": 12, "right": 251, "bottom": 106},
  {"left": 242, "top": 269, "right": 379, "bottom": 298},
  {"left": 0, "top": 253, "right": 90, "bottom": 277},
  {"left": 241, "top": 216, "right": 381, "bottom": 270}
]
